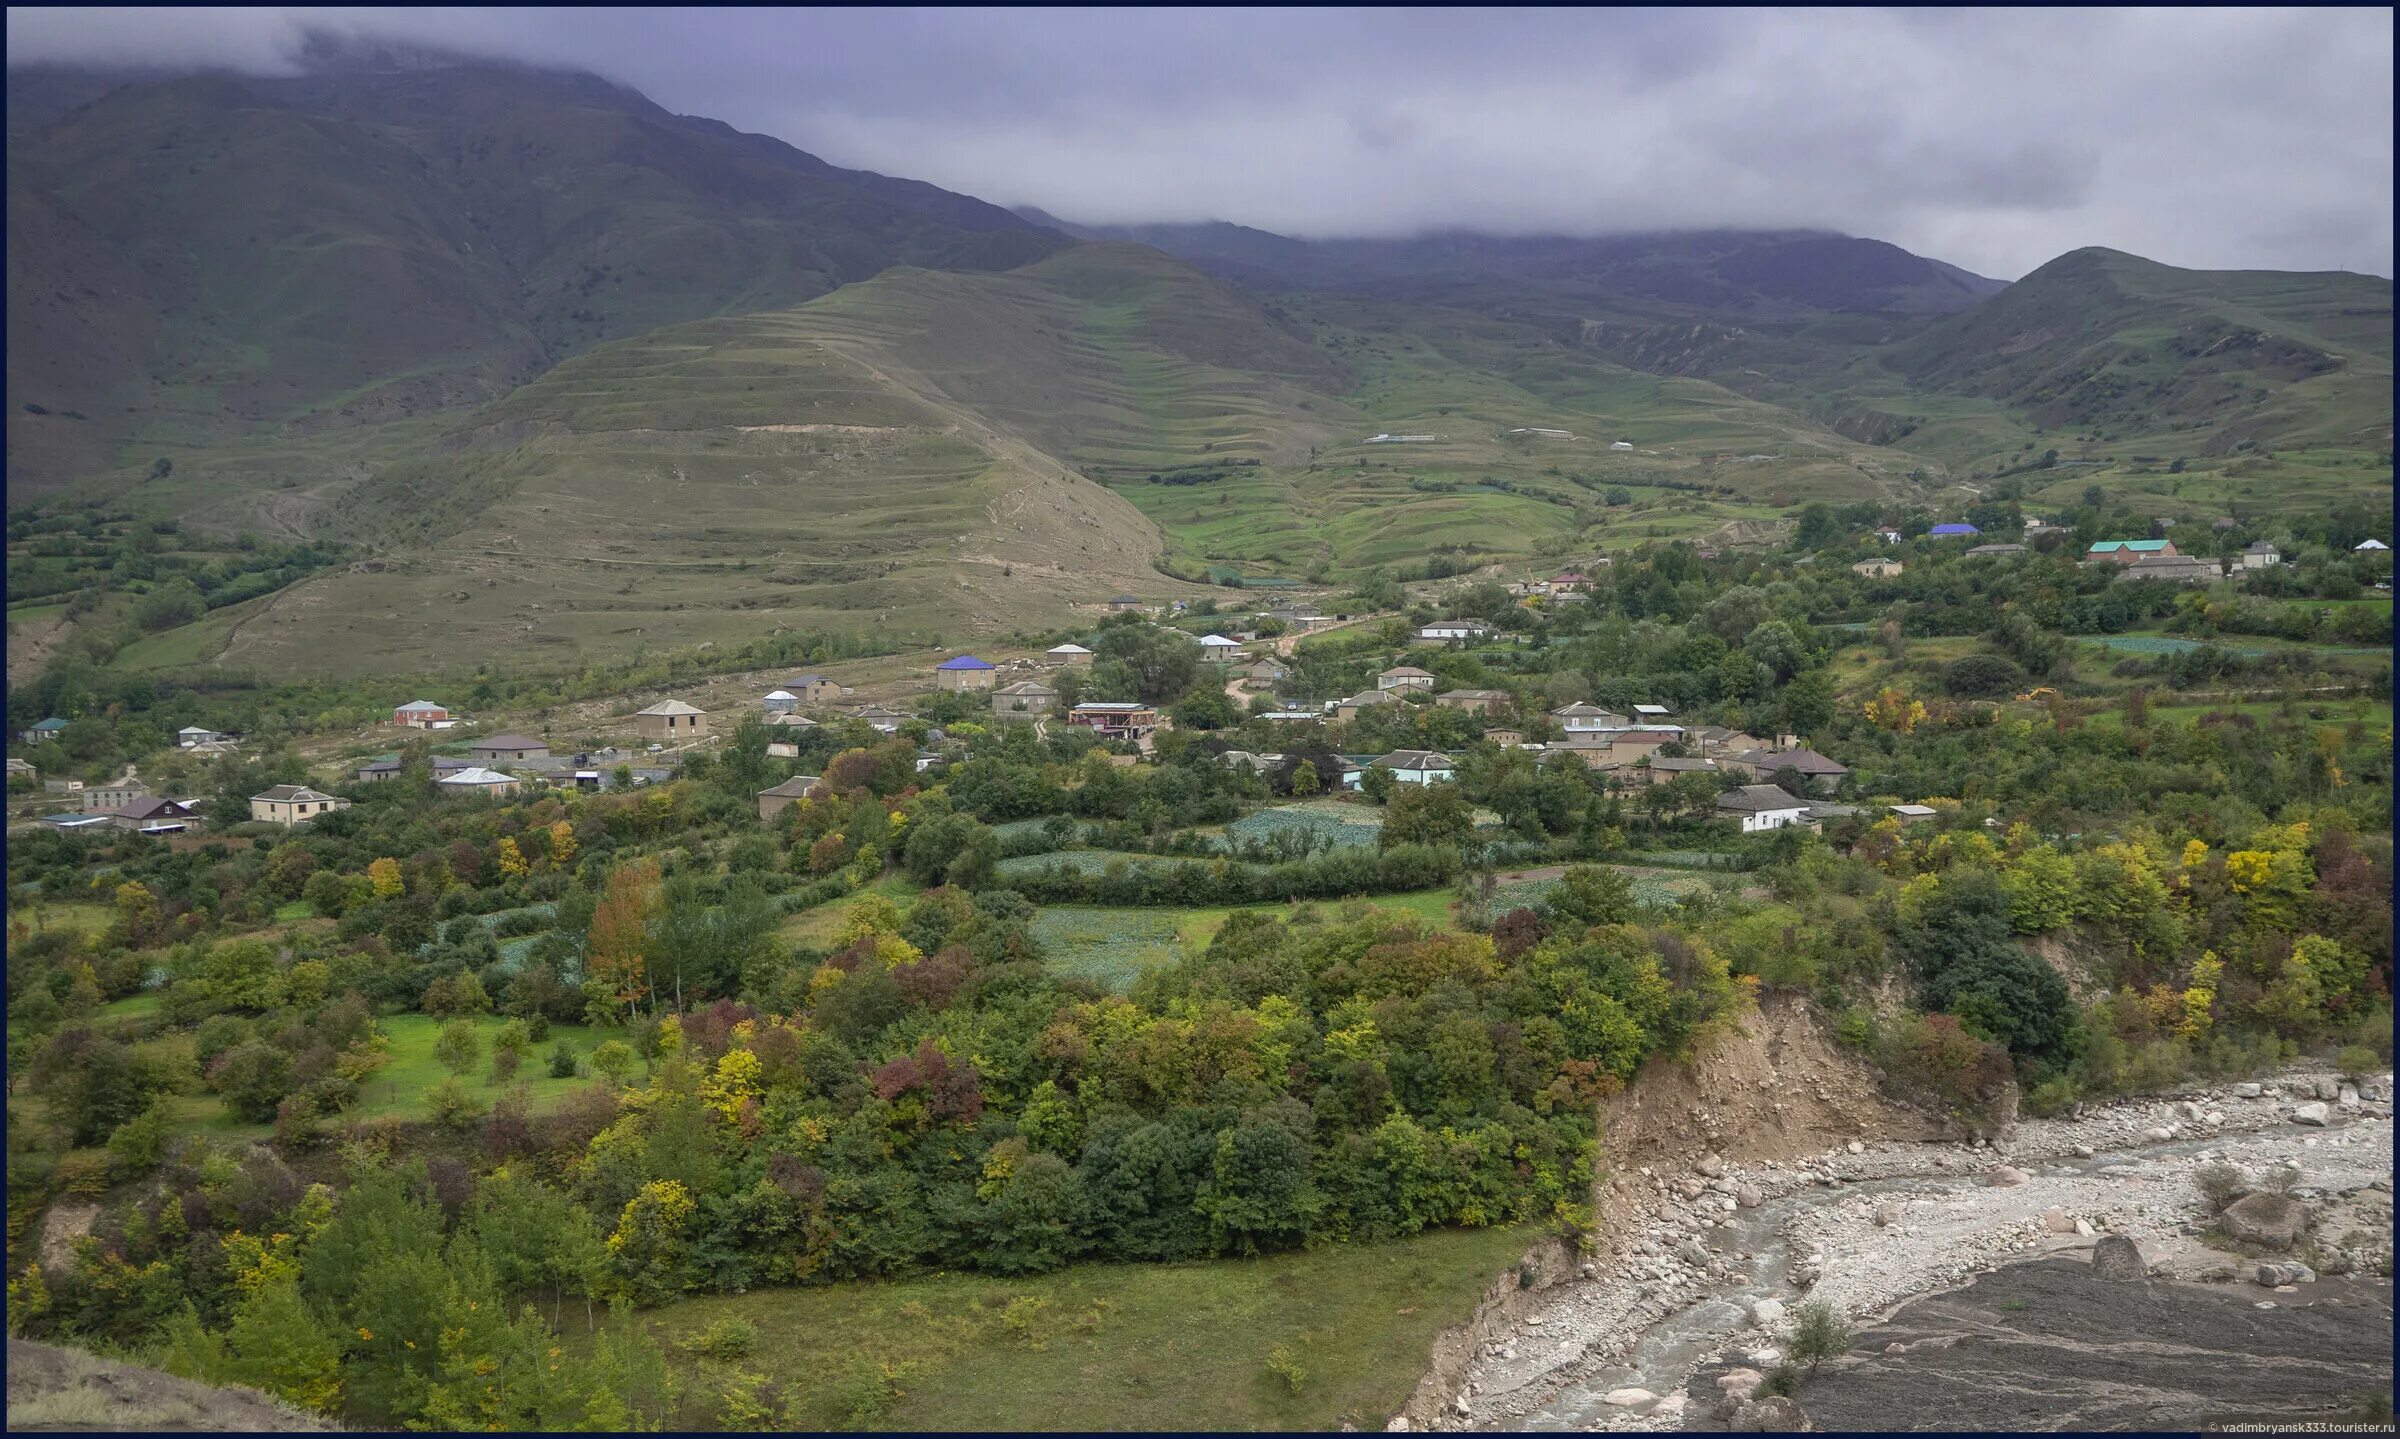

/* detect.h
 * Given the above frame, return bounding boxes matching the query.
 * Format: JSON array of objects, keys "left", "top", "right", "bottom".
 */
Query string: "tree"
[
  {"left": 1290, "top": 760, "right": 1321, "bottom": 798},
  {"left": 434, "top": 1019, "right": 483, "bottom": 1076},
  {"left": 496, "top": 837, "right": 530, "bottom": 880},
  {"left": 587, "top": 858, "right": 662, "bottom": 1021},
  {"left": 1549, "top": 866, "right": 1636, "bottom": 929},
  {"left": 591, "top": 1040, "right": 638, "bottom": 1085},
  {"left": 367, "top": 857, "right": 405, "bottom": 900},
  {"left": 1788, "top": 1299, "right": 1852, "bottom": 1372},
  {"left": 212, "top": 1040, "right": 295, "bottom": 1123},
  {"left": 1380, "top": 783, "right": 1474, "bottom": 850},
  {"left": 1942, "top": 653, "right": 2024, "bottom": 698}
]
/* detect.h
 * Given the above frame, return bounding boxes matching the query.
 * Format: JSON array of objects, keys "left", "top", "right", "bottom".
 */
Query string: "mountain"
[
  {"left": 6, "top": 55, "right": 1067, "bottom": 499},
  {"left": 1008, "top": 213, "right": 2008, "bottom": 317}
]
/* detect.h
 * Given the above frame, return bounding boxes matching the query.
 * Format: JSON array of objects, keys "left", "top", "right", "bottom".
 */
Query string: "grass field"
[
  {"left": 1030, "top": 890, "right": 1459, "bottom": 991},
  {"left": 622, "top": 1222, "right": 1533, "bottom": 1431}
]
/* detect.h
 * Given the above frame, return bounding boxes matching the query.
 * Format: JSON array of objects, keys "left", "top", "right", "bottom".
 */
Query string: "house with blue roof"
[
  {"left": 934, "top": 654, "right": 998, "bottom": 693},
  {"left": 20, "top": 717, "right": 68, "bottom": 745},
  {"left": 1928, "top": 523, "right": 1980, "bottom": 537}
]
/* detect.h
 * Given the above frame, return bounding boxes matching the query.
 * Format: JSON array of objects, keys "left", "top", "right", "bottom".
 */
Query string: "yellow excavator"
[{"left": 2015, "top": 687, "right": 2059, "bottom": 703}]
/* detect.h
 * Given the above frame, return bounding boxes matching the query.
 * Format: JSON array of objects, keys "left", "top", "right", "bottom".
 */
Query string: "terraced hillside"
[{"left": 60, "top": 243, "right": 1934, "bottom": 679}]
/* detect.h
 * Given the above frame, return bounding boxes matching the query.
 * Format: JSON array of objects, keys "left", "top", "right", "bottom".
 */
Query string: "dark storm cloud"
[{"left": 7, "top": 6, "right": 2390, "bottom": 278}]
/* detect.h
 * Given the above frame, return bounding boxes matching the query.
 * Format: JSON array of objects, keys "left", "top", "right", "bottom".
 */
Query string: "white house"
[
  {"left": 1374, "top": 750, "right": 1456, "bottom": 786},
  {"left": 437, "top": 766, "right": 521, "bottom": 798},
  {"left": 1419, "top": 621, "right": 1493, "bottom": 643},
  {"left": 1377, "top": 666, "right": 1437, "bottom": 692},
  {"left": 1610, "top": 440, "right": 1634, "bottom": 451},
  {"left": 761, "top": 689, "right": 801, "bottom": 714},
  {"left": 176, "top": 726, "right": 226, "bottom": 748},
  {"left": 1196, "top": 634, "right": 1245, "bottom": 657},
  {"left": 1716, "top": 784, "right": 1813, "bottom": 833}
]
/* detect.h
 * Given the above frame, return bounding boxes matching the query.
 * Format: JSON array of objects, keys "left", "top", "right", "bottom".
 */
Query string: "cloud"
[{"left": 6, "top": 6, "right": 2390, "bottom": 277}]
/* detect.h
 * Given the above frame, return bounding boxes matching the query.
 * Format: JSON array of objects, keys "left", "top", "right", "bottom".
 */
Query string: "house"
[
  {"left": 393, "top": 700, "right": 450, "bottom": 728},
  {"left": 1483, "top": 728, "right": 1528, "bottom": 747},
  {"left": 1964, "top": 543, "right": 2028, "bottom": 558},
  {"left": 1333, "top": 689, "right": 1399, "bottom": 722},
  {"left": 185, "top": 739, "right": 242, "bottom": 756},
  {"left": 2239, "top": 541, "right": 2283, "bottom": 571},
  {"left": 1610, "top": 439, "right": 1635, "bottom": 451},
  {"left": 1373, "top": 750, "right": 1455, "bottom": 786},
  {"left": 1804, "top": 803, "right": 1862, "bottom": 826},
  {"left": 437, "top": 766, "right": 521, "bottom": 798},
  {"left": 992, "top": 680, "right": 1059, "bottom": 721},
  {"left": 854, "top": 705, "right": 911, "bottom": 734},
  {"left": 1065, "top": 702, "right": 1159, "bottom": 737},
  {"left": 1419, "top": 621, "right": 1493, "bottom": 643},
  {"left": 913, "top": 752, "right": 946, "bottom": 775},
  {"left": 111, "top": 796, "right": 200, "bottom": 834},
  {"left": 1641, "top": 756, "right": 1722, "bottom": 786},
  {"left": 2087, "top": 539, "right": 2176, "bottom": 564},
  {"left": 1874, "top": 529, "right": 1902, "bottom": 544},
  {"left": 1196, "top": 635, "right": 1245, "bottom": 658},
  {"left": 2357, "top": 539, "right": 2390, "bottom": 552},
  {"left": 21, "top": 717, "right": 67, "bottom": 745},
  {"left": 41, "top": 811, "right": 113, "bottom": 832},
  {"left": 1377, "top": 666, "right": 1436, "bottom": 692},
  {"left": 1928, "top": 523, "right": 1980, "bottom": 538},
  {"left": 1722, "top": 746, "right": 1849, "bottom": 792},
  {"left": 1692, "top": 726, "right": 1764, "bottom": 757},
  {"left": 2117, "top": 553, "right": 2219, "bottom": 585},
  {"left": 470, "top": 733, "right": 549, "bottom": 762},
  {"left": 1888, "top": 803, "right": 1940, "bottom": 825},
  {"left": 632, "top": 700, "right": 708, "bottom": 742},
  {"left": 934, "top": 655, "right": 998, "bottom": 692},
  {"left": 787, "top": 675, "right": 849, "bottom": 705},
  {"left": 176, "top": 726, "right": 227, "bottom": 748},
  {"left": 1716, "top": 784, "right": 1814, "bottom": 833},
  {"left": 250, "top": 785, "right": 350, "bottom": 826},
  {"left": 1852, "top": 559, "right": 1904, "bottom": 578},
  {"left": 1046, "top": 644, "right": 1095, "bottom": 666},
  {"left": 762, "top": 689, "right": 801, "bottom": 715},
  {"left": 5, "top": 757, "right": 36, "bottom": 781},
  {"left": 84, "top": 779, "right": 148, "bottom": 812},
  {"left": 1108, "top": 595, "right": 1146, "bottom": 611},
  {"left": 1545, "top": 573, "right": 1593, "bottom": 596},
  {"left": 1241, "top": 657, "right": 1292, "bottom": 685},
  {"left": 755, "top": 774, "right": 822, "bottom": 822},
  {"left": 1632, "top": 703, "right": 1674, "bottom": 719},
  {"left": 1434, "top": 688, "right": 1510, "bottom": 715},
  {"left": 1217, "top": 749, "right": 1281, "bottom": 776},
  {"left": 430, "top": 754, "right": 477, "bottom": 777},
  {"left": 1550, "top": 702, "right": 1629, "bottom": 735},
  {"left": 355, "top": 756, "right": 404, "bottom": 784}
]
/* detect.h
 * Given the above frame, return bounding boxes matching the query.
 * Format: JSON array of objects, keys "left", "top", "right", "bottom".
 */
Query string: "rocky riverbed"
[{"left": 1417, "top": 1069, "right": 2395, "bottom": 1432}]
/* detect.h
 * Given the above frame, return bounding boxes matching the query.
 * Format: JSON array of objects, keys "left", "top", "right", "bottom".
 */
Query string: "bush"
[
  {"left": 433, "top": 1019, "right": 482, "bottom": 1076},
  {"left": 1265, "top": 1343, "right": 1308, "bottom": 1395},
  {"left": 105, "top": 1099, "right": 177, "bottom": 1178},
  {"left": 2336, "top": 1045, "right": 2379, "bottom": 1081},
  {"left": 685, "top": 1317, "right": 759, "bottom": 1362},
  {"left": 547, "top": 1040, "right": 580, "bottom": 1079},
  {"left": 2193, "top": 1161, "right": 2244, "bottom": 1214},
  {"left": 590, "top": 1039, "right": 637, "bottom": 1084},
  {"left": 1787, "top": 1299, "right": 1852, "bottom": 1371},
  {"left": 424, "top": 1076, "right": 488, "bottom": 1129}
]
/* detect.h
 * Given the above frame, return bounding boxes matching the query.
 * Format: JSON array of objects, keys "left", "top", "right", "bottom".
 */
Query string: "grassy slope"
[{"left": 626, "top": 1223, "right": 1530, "bottom": 1431}]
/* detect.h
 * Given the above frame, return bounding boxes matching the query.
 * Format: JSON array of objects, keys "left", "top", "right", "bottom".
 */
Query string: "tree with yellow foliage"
[
  {"left": 367, "top": 857, "right": 404, "bottom": 900},
  {"left": 547, "top": 820, "right": 576, "bottom": 869},
  {"left": 496, "top": 836, "right": 529, "bottom": 880}
]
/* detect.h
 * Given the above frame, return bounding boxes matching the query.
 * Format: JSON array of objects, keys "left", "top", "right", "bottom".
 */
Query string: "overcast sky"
[{"left": 8, "top": 7, "right": 2392, "bottom": 279}]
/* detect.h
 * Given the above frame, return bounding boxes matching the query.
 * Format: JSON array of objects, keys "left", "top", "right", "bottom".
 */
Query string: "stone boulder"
[
  {"left": 2091, "top": 1234, "right": 2149, "bottom": 1281},
  {"left": 2291, "top": 1102, "right": 2331, "bottom": 1127},
  {"left": 2255, "top": 1261, "right": 2318, "bottom": 1286},
  {"left": 1727, "top": 1395, "right": 1808, "bottom": 1432},
  {"left": 1987, "top": 1165, "right": 2030, "bottom": 1187},
  {"left": 1603, "top": 1388, "right": 1656, "bottom": 1408},
  {"left": 2233, "top": 1082, "right": 2262, "bottom": 1099},
  {"left": 1874, "top": 1202, "right": 1904, "bottom": 1228},
  {"left": 2220, "top": 1192, "right": 2309, "bottom": 1249},
  {"left": 1735, "top": 1183, "right": 1764, "bottom": 1209},
  {"left": 1750, "top": 1298, "right": 1786, "bottom": 1328},
  {"left": 2041, "top": 1206, "right": 2077, "bottom": 1234},
  {"left": 1716, "top": 1367, "right": 1766, "bottom": 1402}
]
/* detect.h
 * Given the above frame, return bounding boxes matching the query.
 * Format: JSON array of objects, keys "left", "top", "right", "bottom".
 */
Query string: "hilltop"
[{"left": 5, "top": 56, "right": 1063, "bottom": 499}]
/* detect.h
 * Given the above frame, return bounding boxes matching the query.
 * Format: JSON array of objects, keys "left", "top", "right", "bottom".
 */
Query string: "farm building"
[{"left": 632, "top": 700, "right": 708, "bottom": 741}]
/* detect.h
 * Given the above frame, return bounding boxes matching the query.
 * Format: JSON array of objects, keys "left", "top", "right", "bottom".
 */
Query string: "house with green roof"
[
  {"left": 19, "top": 717, "right": 68, "bottom": 745},
  {"left": 2087, "top": 539, "right": 2176, "bottom": 565}
]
